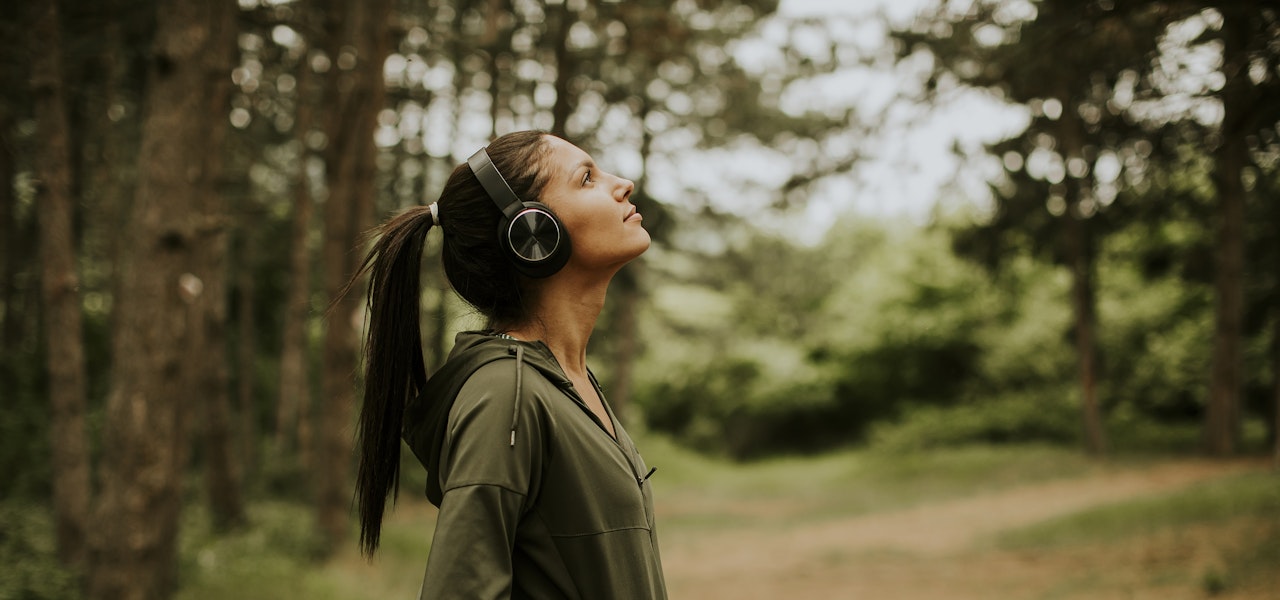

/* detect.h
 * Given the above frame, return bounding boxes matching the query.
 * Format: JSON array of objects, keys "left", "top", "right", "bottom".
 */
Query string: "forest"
[{"left": 1, "top": 0, "right": 1278, "bottom": 598}]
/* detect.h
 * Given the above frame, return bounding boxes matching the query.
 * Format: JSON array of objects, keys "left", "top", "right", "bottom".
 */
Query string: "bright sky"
[{"left": 641, "top": 0, "right": 1029, "bottom": 238}]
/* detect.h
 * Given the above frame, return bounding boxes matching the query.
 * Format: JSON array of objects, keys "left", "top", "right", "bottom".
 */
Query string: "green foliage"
[
  {"left": 637, "top": 219, "right": 1060, "bottom": 457},
  {"left": 1096, "top": 228, "right": 1214, "bottom": 422},
  {"left": 642, "top": 350, "right": 841, "bottom": 458},
  {"left": 175, "top": 497, "right": 431, "bottom": 600},
  {"left": 1200, "top": 568, "right": 1229, "bottom": 596},
  {"left": 252, "top": 447, "right": 314, "bottom": 503},
  {"left": 636, "top": 196, "right": 1271, "bottom": 458},
  {"left": 869, "top": 391, "right": 1080, "bottom": 451},
  {"left": 0, "top": 342, "right": 53, "bottom": 500},
  {"left": 177, "top": 501, "right": 329, "bottom": 599},
  {"left": 0, "top": 398, "right": 52, "bottom": 500},
  {"left": 0, "top": 504, "right": 79, "bottom": 600}
]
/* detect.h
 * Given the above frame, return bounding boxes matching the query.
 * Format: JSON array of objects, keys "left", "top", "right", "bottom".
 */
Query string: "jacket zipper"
[
  {"left": 529, "top": 340, "right": 652, "bottom": 489},
  {"left": 561, "top": 375, "right": 650, "bottom": 488}
]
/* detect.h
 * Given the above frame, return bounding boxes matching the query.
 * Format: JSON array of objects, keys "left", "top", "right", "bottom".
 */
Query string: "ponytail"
[
  {"left": 347, "top": 129, "right": 552, "bottom": 557},
  {"left": 350, "top": 205, "right": 436, "bottom": 557}
]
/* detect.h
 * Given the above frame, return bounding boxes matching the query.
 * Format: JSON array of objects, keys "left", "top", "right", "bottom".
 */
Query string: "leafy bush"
[
  {"left": 0, "top": 503, "right": 80, "bottom": 600},
  {"left": 178, "top": 500, "right": 329, "bottom": 593},
  {"left": 867, "top": 390, "right": 1080, "bottom": 452},
  {"left": 1095, "top": 229, "right": 1214, "bottom": 422},
  {"left": 640, "top": 350, "right": 846, "bottom": 459},
  {"left": 635, "top": 212, "right": 1267, "bottom": 458},
  {"left": 0, "top": 349, "right": 55, "bottom": 501},
  {"left": 637, "top": 222, "right": 1002, "bottom": 458}
]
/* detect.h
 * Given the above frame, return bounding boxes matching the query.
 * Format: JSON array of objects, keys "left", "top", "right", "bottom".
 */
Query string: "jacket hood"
[{"left": 402, "top": 331, "right": 568, "bottom": 506}]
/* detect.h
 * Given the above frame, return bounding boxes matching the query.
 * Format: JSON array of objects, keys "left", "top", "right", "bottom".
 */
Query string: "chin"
[
  {"left": 573, "top": 230, "right": 651, "bottom": 272},
  {"left": 595, "top": 243, "right": 650, "bottom": 273},
  {"left": 628, "top": 233, "right": 652, "bottom": 259}
]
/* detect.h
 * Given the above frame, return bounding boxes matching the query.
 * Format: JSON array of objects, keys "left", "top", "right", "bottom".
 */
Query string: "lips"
[{"left": 624, "top": 206, "right": 642, "bottom": 222}]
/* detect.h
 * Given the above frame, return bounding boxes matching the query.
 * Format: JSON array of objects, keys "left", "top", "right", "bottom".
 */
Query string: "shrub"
[
  {"left": 0, "top": 503, "right": 80, "bottom": 600},
  {"left": 867, "top": 390, "right": 1080, "bottom": 452}
]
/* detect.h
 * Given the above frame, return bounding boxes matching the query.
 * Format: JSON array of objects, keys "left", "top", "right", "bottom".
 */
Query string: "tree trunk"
[
  {"left": 606, "top": 108, "right": 654, "bottom": 423},
  {"left": 1273, "top": 312, "right": 1279, "bottom": 470},
  {"left": 609, "top": 271, "right": 640, "bottom": 422},
  {"left": 87, "top": 0, "right": 223, "bottom": 597},
  {"left": 1059, "top": 105, "right": 1107, "bottom": 456},
  {"left": 190, "top": 0, "right": 244, "bottom": 530},
  {"left": 482, "top": 0, "right": 506, "bottom": 133},
  {"left": 277, "top": 48, "right": 316, "bottom": 453},
  {"left": 0, "top": 99, "right": 20, "bottom": 352},
  {"left": 236, "top": 231, "right": 259, "bottom": 475},
  {"left": 548, "top": 0, "right": 574, "bottom": 138},
  {"left": 1204, "top": 11, "right": 1247, "bottom": 457},
  {"left": 1065, "top": 206, "right": 1106, "bottom": 456},
  {"left": 80, "top": 0, "right": 138, "bottom": 347},
  {"left": 32, "top": 0, "right": 92, "bottom": 569},
  {"left": 315, "top": 0, "right": 392, "bottom": 553}
]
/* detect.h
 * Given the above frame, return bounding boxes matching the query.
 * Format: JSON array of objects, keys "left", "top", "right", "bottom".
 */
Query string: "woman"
[{"left": 350, "top": 130, "right": 667, "bottom": 599}]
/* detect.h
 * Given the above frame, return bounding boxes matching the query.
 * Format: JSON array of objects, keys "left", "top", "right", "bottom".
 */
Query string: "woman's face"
[{"left": 537, "top": 136, "right": 650, "bottom": 273}]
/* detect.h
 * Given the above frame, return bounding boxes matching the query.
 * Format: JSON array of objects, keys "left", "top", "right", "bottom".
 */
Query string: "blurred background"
[{"left": 2, "top": 0, "right": 1278, "bottom": 598}]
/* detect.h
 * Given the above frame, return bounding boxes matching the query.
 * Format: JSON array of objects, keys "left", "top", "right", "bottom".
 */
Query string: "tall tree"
[
  {"left": 235, "top": 228, "right": 260, "bottom": 473},
  {"left": 315, "top": 0, "right": 393, "bottom": 552},
  {"left": 1055, "top": 81, "right": 1107, "bottom": 455},
  {"left": 1274, "top": 310, "right": 1280, "bottom": 468},
  {"left": 0, "top": 2, "right": 32, "bottom": 364},
  {"left": 88, "top": 0, "right": 230, "bottom": 596},
  {"left": 276, "top": 33, "right": 318, "bottom": 456},
  {"left": 189, "top": 0, "right": 244, "bottom": 529},
  {"left": 892, "top": 0, "right": 1188, "bottom": 454},
  {"left": 584, "top": 0, "right": 794, "bottom": 415},
  {"left": 31, "top": 0, "right": 92, "bottom": 569},
  {"left": 1203, "top": 4, "right": 1250, "bottom": 456},
  {"left": 547, "top": 0, "right": 576, "bottom": 138},
  {"left": 0, "top": 107, "right": 15, "bottom": 353}
]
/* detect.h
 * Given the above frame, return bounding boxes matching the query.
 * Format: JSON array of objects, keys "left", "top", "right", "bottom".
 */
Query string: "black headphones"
[{"left": 467, "top": 147, "right": 571, "bottom": 278}]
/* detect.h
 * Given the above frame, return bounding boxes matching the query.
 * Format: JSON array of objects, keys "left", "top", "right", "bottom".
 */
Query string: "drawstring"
[
  {"left": 510, "top": 345, "right": 523, "bottom": 447},
  {"left": 502, "top": 341, "right": 654, "bottom": 487}
]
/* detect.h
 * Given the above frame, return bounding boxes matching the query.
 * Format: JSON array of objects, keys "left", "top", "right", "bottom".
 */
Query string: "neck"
[{"left": 506, "top": 268, "right": 614, "bottom": 375}]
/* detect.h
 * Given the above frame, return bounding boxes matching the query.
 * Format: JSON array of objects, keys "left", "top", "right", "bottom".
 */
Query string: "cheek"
[
  {"left": 562, "top": 215, "right": 648, "bottom": 265},
  {"left": 554, "top": 205, "right": 611, "bottom": 241}
]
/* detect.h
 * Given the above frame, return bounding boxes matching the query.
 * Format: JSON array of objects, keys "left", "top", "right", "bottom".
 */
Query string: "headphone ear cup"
[{"left": 499, "top": 202, "right": 571, "bottom": 278}]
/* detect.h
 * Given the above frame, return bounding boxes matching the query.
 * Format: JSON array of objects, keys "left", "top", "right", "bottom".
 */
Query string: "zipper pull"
[{"left": 637, "top": 466, "right": 657, "bottom": 487}]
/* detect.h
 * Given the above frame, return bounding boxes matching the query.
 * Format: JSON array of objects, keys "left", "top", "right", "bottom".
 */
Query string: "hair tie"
[{"left": 428, "top": 202, "right": 440, "bottom": 227}]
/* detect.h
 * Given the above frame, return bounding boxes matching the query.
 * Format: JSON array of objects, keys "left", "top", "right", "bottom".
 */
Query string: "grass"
[
  {"left": 175, "top": 499, "right": 432, "bottom": 600},
  {"left": 997, "top": 470, "right": 1280, "bottom": 548},
  {"left": 173, "top": 436, "right": 1105, "bottom": 597},
  {"left": 995, "top": 470, "right": 1280, "bottom": 598},
  {"left": 7, "top": 438, "right": 1270, "bottom": 600},
  {"left": 642, "top": 433, "right": 1101, "bottom": 529}
]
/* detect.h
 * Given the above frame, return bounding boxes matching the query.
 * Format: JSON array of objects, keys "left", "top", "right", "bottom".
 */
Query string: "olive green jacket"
[{"left": 403, "top": 331, "right": 667, "bottom": 599}]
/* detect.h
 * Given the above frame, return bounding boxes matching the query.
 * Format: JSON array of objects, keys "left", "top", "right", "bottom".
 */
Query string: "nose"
[{"left": 615, "top": 176, "right": 634, "bottom": 202}]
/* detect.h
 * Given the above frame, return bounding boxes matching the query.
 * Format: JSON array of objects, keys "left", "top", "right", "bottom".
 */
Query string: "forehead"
[{"left": 541, "top": 136, "right": 592, "bottom": 180}]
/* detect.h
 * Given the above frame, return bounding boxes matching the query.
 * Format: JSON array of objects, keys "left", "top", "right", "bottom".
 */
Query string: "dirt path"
[{"left": 660, "top": 458, "right": 1272, "bottom": 599}]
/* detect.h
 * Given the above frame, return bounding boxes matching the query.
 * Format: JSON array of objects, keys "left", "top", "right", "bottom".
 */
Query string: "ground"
[
  {"left": 172, "top": 448, "right": 1280, "bottom": 600},
  {"left": 657, "top": 457, "right": 1278, "bottom": 599}
]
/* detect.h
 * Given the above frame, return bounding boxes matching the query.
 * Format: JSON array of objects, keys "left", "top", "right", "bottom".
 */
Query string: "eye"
[{"left": 582, "top": 170, "right": 592, "bottom": 186}]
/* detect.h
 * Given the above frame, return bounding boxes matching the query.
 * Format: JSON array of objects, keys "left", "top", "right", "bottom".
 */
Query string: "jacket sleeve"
[{"left": 420, "top": 360, "right": 544, "bottom": 600}]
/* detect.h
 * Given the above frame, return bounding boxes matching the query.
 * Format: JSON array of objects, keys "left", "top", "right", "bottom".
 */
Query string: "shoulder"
[{"left": 450, "top": 357, "right": 559, "bottom": 424}]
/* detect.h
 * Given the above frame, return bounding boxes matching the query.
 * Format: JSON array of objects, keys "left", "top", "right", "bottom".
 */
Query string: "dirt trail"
[{"left": 660, "top": 458, "right": 1271, "bottom": 599}]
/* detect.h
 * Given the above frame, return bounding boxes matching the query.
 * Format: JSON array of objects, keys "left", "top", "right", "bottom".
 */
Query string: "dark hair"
[{"left": 352, "top": 130, "right": 553, "bottom": 557}]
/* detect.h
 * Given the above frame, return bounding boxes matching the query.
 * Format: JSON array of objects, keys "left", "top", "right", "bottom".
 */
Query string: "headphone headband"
[{"left": 467, "top": 148, "right": 523, "bottom": 221}]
